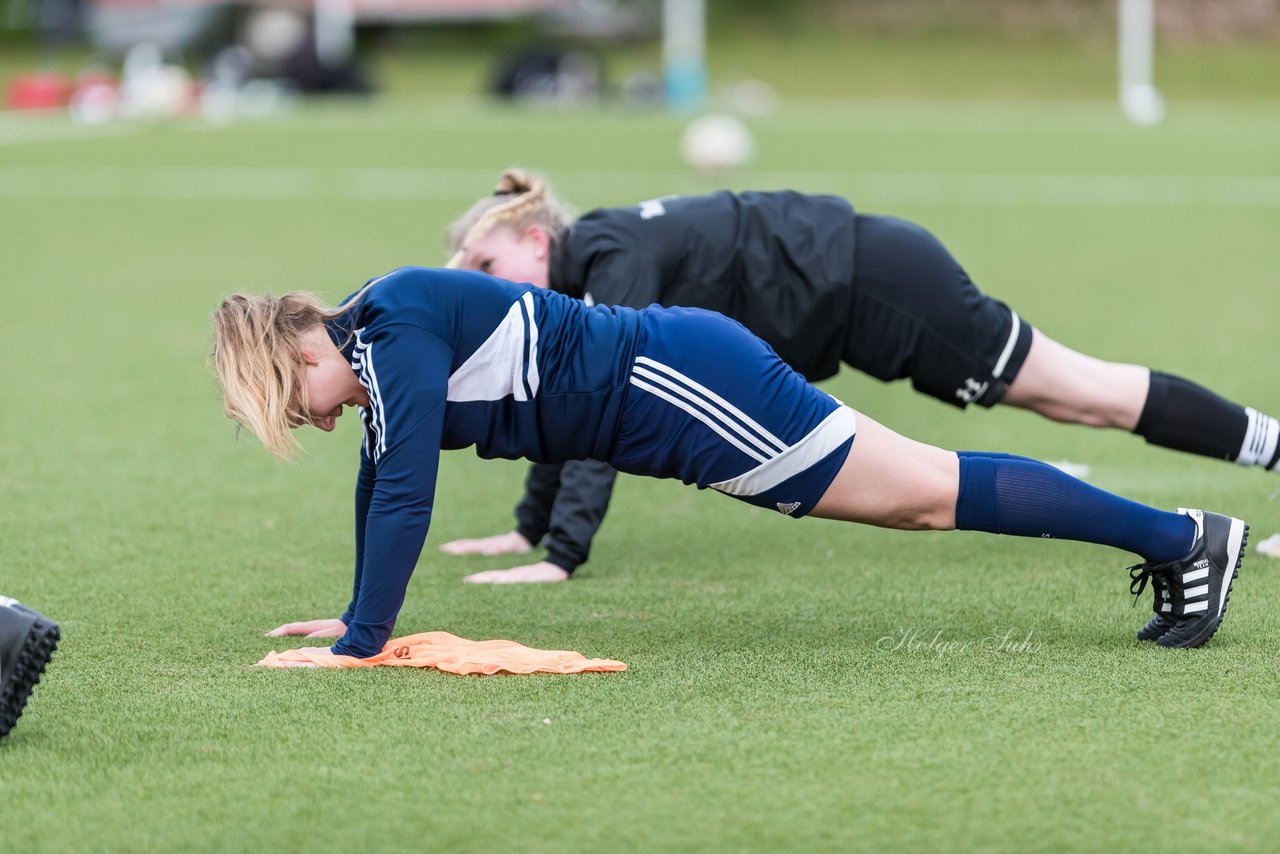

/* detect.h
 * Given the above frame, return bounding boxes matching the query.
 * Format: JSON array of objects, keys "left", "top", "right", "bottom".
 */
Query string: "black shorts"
[{"left": 844, "top": 214, "right": 1033, "bottom": 409}]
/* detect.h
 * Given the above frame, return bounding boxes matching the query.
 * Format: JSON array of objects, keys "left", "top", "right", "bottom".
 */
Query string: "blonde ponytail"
[
  {"left": 445, "top": 168, "right": 574, "bottom": 268},
  {"left": 211, "top": 290, "right": 349, "bottom": 460}
]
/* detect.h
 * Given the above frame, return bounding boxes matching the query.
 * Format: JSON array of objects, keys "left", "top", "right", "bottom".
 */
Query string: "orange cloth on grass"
[{"left": 256, "top": 630, "right": 627, "bottom": 675}]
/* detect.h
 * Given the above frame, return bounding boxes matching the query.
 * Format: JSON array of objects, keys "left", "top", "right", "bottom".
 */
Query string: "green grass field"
[{"left": 2, "top": 79, "right": 1280, "bottom": 851}]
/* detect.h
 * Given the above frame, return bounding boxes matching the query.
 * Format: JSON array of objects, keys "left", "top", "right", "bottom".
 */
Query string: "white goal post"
[
  {"left": 1119, "top": 0, "right": 1166, "bottom": 124},
  {"left": 663, "top": 0, "right": 707, "bottom": 111}
]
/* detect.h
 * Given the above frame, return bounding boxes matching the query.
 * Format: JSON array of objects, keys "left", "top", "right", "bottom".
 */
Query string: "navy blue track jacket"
[{"left": 323, "top": 267, "right": 641, "bottom": 657}]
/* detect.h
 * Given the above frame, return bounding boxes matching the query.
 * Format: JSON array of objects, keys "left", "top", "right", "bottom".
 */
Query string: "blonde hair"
[
  {"left": 211, "top": 290, "right": 353, "bottom": 460},
  {"left": 445, "top": 168, "right": 574, "bottom": 268}
]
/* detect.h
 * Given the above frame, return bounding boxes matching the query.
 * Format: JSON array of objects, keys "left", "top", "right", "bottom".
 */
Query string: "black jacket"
[
  {"left": 552, "top": 190, "right": 857, "bottom": 382},
  {"left": 517, "top": 191, "right": 858, "bottom": 573}
]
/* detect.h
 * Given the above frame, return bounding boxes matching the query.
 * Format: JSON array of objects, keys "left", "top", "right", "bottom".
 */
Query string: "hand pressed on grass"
[
  {"left": 438, "top": 530, "right": 533, "bottom": 556},
  {"left": 264, "top": 618, "right": 347, "bottom": 638},
  {"left": 464, "top": 561, "right": 570, "bottom": 584}
]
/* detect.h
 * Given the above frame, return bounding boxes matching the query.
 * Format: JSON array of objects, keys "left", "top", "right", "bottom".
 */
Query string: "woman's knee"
[{"left": 811, "top": 421, "right": 958, "bottom": 529}]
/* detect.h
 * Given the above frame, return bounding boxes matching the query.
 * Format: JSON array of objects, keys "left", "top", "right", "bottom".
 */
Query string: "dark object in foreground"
[{"left": 0, "top": 598, "right": 60, "bottom": 738}]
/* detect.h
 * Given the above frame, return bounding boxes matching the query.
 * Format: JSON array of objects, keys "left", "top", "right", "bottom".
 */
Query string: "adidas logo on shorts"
[{"left": 776, "top": 501, "right": 801, "bottom": 515}]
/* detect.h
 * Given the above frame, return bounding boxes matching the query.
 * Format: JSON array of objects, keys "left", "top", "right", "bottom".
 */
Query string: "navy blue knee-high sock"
[{"left": 954, "top": 451, "right": 1197, "bottom": 562}]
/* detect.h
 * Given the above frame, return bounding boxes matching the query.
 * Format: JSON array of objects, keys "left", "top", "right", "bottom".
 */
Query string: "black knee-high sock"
[{"left": 1135, "top": 372, "right": 1280, "bottom": 471}]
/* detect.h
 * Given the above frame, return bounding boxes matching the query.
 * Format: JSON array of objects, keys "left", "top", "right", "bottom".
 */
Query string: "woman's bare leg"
[
  {"left": 807, "top": 407, "right": 1197, "bottom": 568},
  {"left": 1002, "top": 330, "right": 1148, "bottom": 430},
  {"left": 1000, "top": 328, "right": 1280, "bottom": 472},
  {"left": 810, "top": 413, "right": 958, "bottom": 529}
]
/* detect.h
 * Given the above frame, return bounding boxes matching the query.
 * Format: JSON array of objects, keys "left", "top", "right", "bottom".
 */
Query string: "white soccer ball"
[
  {"left": 119, "top": 43, "right": 193, "bottom": 119},
  {"left": 680, "top": 113, "right": 755, "bottom": 174},
  {"left": 130, "top": 66, "right": 192, "bottom": 118},
  {"left": 245, "top": 7, "right": 309, "bottom": 64}
]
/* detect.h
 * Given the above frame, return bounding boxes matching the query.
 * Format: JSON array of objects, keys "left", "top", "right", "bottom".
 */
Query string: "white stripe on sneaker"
[
  {"left": 1183, "top": 601, "right": 1209, "bottom": 614},
  {"left": 1183, "top": 584, "right": 1210, "bottom": 600},
  {"left": 1182, "top": 567, "right": 1210, "bottom": 583},
  {"left": 1217, "top": 517, "right": 1246, "bottom": 617}
]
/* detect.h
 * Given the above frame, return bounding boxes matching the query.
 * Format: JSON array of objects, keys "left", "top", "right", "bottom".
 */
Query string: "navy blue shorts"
[{"left": 609, "top": 306, "right": 856, "bottom": 517}]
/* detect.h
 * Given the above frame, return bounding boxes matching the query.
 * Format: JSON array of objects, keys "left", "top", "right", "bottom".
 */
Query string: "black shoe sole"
[
  {"left": 1137, "top": 614, "right": 1177, "bottom": 642},
  {"left": 1158, "top": 523, "right": 1248, "bottom": 650},
  {"left": 0, "top": 616, "right": 60, "bottom": 737}
]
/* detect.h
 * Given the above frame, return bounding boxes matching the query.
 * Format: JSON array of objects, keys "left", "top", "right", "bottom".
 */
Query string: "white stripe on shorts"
[
  {"left": 632, "top": 363, "right": 784, "bottom": 460},
  {"left": 629, "top": 376, "right": 771, "bottom": 464},
  {"left": 635, "top": 356, "right": 788, "bottom": 455},
  {"left": 991, "top": 311, "right": 1022, "bottom": 380},
  {"left": 710, "top": 406, "right": 858, "bottom": 498}
]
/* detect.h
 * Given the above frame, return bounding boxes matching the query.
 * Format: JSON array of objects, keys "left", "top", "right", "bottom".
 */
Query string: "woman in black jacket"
[{"left": 438, "top": 169, "right": 1277, "bottom": 585}]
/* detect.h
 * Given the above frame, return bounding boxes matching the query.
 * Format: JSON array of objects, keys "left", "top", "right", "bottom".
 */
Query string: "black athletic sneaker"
[
  {"left": 1129, "top": 564, "right": 1176, "bottom": 642},
  {"left": 0, "top": 597, "right": 60, "bottom": 737},
  {"left": 1157, "top": 509, "right": 1249, "bottom": 648},
  {"left": 1132, "top": 509, "right": 1248, "bottom": 649}
]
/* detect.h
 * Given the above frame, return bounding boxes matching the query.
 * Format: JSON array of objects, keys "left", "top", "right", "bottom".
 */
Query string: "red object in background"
[
  {"left": 75, "top": 69, "right": 118, "bottom": 90},
  {"left": 5, "top": 72, "right": 75, "bottom": 110}
]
